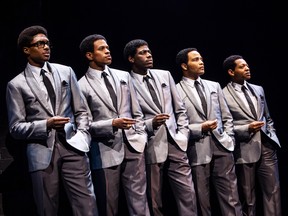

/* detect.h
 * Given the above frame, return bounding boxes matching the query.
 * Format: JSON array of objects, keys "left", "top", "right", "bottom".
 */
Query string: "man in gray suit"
[
  {"left": 222, "top": 55, "right": 281, "bottom": 216},
  {"left": 6, "top": 25, "right": 98, "bottom": 216},
  {"left": 78, "top": 34, "right": 149, "bottom": 216},
  {"left": 175, "top": 48, "right": 242, "bottom": 216},
  {"left": 123, "top": 39, "right": 197, "bottom": 216}
]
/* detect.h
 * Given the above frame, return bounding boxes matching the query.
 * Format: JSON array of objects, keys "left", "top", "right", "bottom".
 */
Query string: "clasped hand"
[
  {"left": 113, "top": 117, "right": 137, "bottom": 129},
  {"left": 152, "top": 113, "right": 170, "bottom": 129},
  {"left": 47, "top": 116, "right": 70, "bottom": 131}
]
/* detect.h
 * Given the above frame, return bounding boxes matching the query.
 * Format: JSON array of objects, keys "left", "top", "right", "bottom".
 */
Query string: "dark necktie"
[
  {"left": 143, "top": 76, "right": 162, "bottom": 111},
  {"left": 195, "top": 80, "right": 207, "bottom": 115},
  {"left": 41, "top": 69, "right": 56, "bottom": 111},
  {"left": 242, "top": 85, "right": 257, "bottom": 118},
  {"left": 102, "top": 72, "right": 117, "bottom": 109}
]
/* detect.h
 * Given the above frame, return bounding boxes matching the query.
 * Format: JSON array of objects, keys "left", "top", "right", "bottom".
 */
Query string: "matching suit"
[
  {"left": 6, "top": 62, "right": 98, "bottom": 215},
  {"left": 176, "top": 77, "right": 242, "bottom": 216},
  {"left": 7, "top": 62, "right": 281, "bottom": 216},
  {"left": 223, "top": 81, "right": 281, "bottom": 216},
  {"left": 130, "top": 69, "right": 197, "bottom": 216},
  {"left": 78, "top": 66, "right": 149, "bottom": 216}
]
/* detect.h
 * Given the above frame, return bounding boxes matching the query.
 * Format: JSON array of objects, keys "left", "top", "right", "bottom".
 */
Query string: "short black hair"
[
  {"left": 223, "top": 55, "right": 243, "bottom": 72},
  {"left": 175, "top": 47, "right": 198, "bottom": 69},
  {"left": 79, "top": 34, "right": 106, "bottom": 57},
  {"left": 17, "top": 25, "right": 48, "bottom": 50},
  {"left": 123, "top": 39, "right": 148, "bottom": 63}
]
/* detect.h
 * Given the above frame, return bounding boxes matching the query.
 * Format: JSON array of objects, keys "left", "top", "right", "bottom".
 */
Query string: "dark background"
[{"left": 0, "top": 0, "right": 287, "bottom": 215}]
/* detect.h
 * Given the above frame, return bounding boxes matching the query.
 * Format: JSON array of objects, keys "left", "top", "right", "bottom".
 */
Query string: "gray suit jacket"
[
  {"left": 176, "top": 78, "right": 235, "bottom": 166},
  {"left": 223, "top": 82, "right": 280, "bottom": 164},
  {"left": 78, "top": 67, "right": 147, "bottom": 169},
  {"left": 130, "top": 69, "right": 189, "bottom": 164},
  {"left": 6, "top": 62, "right": 91, "bottom": 172}
]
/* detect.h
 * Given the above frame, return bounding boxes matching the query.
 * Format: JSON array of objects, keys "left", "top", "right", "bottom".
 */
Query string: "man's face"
[
  {"left": 185, "top": 50, "right": 205, "bottom": 79},
  {"left": 25, "top": 33, "right": 51, "bottom": 66},
  {"left": 90, "top": 39, "right": 112, "bottom": 68},
  {"left": 133, "top": 45, "right": 153, "bottom": 70},
  {"left": 230, "top": 58, "right": 251, "bottom": 82}
]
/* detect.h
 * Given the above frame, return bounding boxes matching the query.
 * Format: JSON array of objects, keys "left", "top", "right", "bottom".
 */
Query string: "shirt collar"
[
  {"left": 131, "top": 69, "right": 152, "bottom": 83},
  {"left": 28, "top": 62, "right": 50, "bottom": 76},
  {"left": 89, "top": 65, "right": 110, "bottom": 79},
  {"left": 183, "top": 76, "right": 202, "bottom": 87},
  {"left": 231, "top": 81, "right": 247, "bottom": 92}
]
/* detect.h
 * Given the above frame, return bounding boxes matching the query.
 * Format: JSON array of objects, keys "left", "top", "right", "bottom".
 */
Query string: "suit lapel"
[
  {"left": 85, "top": 69, "right": 117, "bottom": 112},
  {"left": 180, "top": 80, "right": 206, "bottom": 117},
  {"left": 107, "top": 68, "right": 121, "bottom": 108},
  {"left": 201, "top": 80, "right": 210, "bottom": 116},
  {"left": 48, "top": 63, "right": 61, "bottom": 115},
  {"left": 227, "top": 83, "right": 254, "bottom": 118},
  {"left": 24, "top": 67, "right": 54, "bottom": 115},
  {"left": 131, "top": 72, "right": 161, "bottom": 113},
  {"left": 246, "top": 83, "right": 261, "bottom": 118},
  {"left": 149, "top": 71, "right": 164, "bottom": 111}
]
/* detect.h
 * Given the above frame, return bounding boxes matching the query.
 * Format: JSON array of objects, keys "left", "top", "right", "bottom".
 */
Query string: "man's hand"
[
  {"left": 202, "top": 119, "right": 217, "bottom": 133},
  {"left": 112, "top": 117, "right": 137, "bottom": 129},
  {"left": 47, "top": 116, "right": 70, "bottom": 131},
  {"left": 248, "top": 121, "right": 265, "bottom": 133},
  {"left": 152, "top": 113, "right": 170, "bottom": 129}
]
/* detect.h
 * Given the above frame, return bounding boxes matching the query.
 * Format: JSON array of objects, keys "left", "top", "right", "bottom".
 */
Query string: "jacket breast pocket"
[
  {"left": 61, "top": 80, "right": 70, "bottom": 93},
  {"left": 210, "top": 92, "right": 219, "bottom": 106},
  {"left": 260, "top": 95, "right": 265, "bottom": 106},
  {"left": 162, "top": 84, "right": 170, "bottom": 99}
]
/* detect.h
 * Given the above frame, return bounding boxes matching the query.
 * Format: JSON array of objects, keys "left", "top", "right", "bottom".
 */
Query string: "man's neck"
[{"left": 132, "top": 66, "right": 148, "bottom": 75}]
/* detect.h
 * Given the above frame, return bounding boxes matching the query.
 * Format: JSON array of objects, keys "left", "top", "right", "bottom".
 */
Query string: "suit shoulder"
[
  {"left": 222, "top": 86, "right": 230, "bottom": 97},
  {"left": 150, "top": 69, "right": 170, "bottom": 74},
  {"left": 78, "top": 75, "right": 87, "bottom": 83},
  {"left": 109, "top": 68, "right": 131, "bottom": 82},
  {"left": 109, "top": 67, "right": 129, "bottom": 75},
  {"left": 247, "top": 83, "right": 264, "bottom": 95},
  {"left": 150, "top": 69, "right": 173, "bottom": 81},
  {"left": 49, "top": 63, "right": 72, "bottom": 70},
  {"left": 222, "top": 85, "right": 228, "bottom": 91},
  {"left": 49, "top": 62, "right": 65, "bottom": 67},
  {"left": 78, "top": 75, "right": 90, "bottom": 93},
  {"left": 8, "top": 72, "right": 26, "bottom": 86},
  {"left": 247, "top": 82, "right": 262, "bottom": 89},
  {"left": 203, "top": 79, "right": 220, "bottom": 87},
  {"left": 175, "top": 82, "right": 184, "bottom": 93}
]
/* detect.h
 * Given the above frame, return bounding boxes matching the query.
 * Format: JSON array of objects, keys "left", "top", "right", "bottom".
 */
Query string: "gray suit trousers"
[
  {"left": 146, "top": 133, "right": 197, "bottom": 216},
  {"left": 235, "top": 134, "right": 281, "bottom": 216},
  {"left": 30, "top": 136, "right": 98, "bottom": 216},
  {"left": 190, "top": 136, "right": 242, "bottom": 216}
]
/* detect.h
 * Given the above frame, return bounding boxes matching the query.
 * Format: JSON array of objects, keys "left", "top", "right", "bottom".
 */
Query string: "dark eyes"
[{"left": 29, "top": 41, "right": 51, "bottom": 48}]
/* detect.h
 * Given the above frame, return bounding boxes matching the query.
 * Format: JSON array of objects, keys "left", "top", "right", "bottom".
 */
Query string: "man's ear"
[
  {"left": 128, "top": 56, "right": 134, "bottom": 63},
  {"left": 228, "top": 69, "right": 234, "bottom": 77},
  {"left": 85, "top": 52, "right": 93, "bottom": 61},
  {"left": 181, "top": 63, "right": 187, "bottom": 71},
  {"left": 23, "top": 47, "right": 29, "bottom": 55}
]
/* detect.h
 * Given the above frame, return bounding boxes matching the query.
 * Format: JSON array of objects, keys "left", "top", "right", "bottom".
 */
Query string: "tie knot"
[
  {"left": 102, "top": 71, "right": 108, "bottom": 78},
  {"left": 143, "top": 76, "right": 150, "bottom": 82},
  {"left": 242, "top": 85, "right": 250, "bottom": 94},
  {"left": 195, "top": 80, "right": 203, "bottom": 89},
  {"left": 41, "top": 69, "right": 46, "bottom": 75}
]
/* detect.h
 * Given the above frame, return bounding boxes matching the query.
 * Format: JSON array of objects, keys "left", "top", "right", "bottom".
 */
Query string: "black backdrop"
[{"left": 1, "top": 0, "right": 287, "bottom": 215}]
